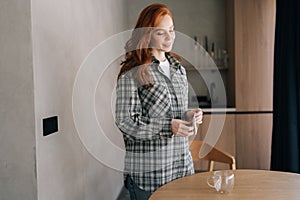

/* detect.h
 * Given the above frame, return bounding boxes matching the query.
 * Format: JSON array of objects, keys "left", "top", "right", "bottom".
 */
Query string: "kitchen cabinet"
[
  {"left": 231, "top": 0, "right": 275, "bottom": 169},
  {"left": 235, "top": 114, "right": 273, "bottom": 169},
  {"left": 233, "top": 0, "right": 276, "bottom": 111},
  {"left": 193, "top": 114, "right": 236, "bottom": 171}
]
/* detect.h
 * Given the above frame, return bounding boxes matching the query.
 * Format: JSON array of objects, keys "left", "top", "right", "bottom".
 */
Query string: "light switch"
[{"left": 43, "top": 116, "right": 58, "bottom": 136}]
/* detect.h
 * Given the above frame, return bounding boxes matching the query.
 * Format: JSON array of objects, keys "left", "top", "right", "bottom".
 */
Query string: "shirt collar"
[{"left": 151, "top": 53, "right": 182, "bottom": 71}]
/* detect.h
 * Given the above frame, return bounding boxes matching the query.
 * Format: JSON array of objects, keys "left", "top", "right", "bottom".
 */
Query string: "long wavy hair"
[{"left": 118, "top": 3, "right": 181, "bottom": 87}]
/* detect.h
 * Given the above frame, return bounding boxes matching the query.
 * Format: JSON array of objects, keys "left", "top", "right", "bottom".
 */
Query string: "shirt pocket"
[{"left": 138, "top": 84, "right": 171, "bottom": 118}]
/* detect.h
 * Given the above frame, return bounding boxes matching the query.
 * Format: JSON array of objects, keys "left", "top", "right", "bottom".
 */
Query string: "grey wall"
[
  {"left": 31, "top": 0, "right": 127, "bottom": 199},
  {"left": 0, "top": 0, "right": 37, "bottom": 200}
]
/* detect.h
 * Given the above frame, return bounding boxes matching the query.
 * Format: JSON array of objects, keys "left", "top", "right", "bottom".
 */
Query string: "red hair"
[{"left": 118, "top": 3, "right": 181, "bottom": 86}]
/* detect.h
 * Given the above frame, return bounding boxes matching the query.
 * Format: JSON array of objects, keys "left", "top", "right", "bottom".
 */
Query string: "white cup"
[
  {"left": 185, "top": 109, "right": 198, "bottom": 135},
  {"left": 207, "top": 170, "right": 235, "bottom": 194},
  {"left": 190, "top": 114, "right": 198, "bottom": 135}
]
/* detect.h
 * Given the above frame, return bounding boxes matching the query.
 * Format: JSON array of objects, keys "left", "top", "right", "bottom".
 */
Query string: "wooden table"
[{"left": 150, "top": 170, "right": 300, "bottom": 200}]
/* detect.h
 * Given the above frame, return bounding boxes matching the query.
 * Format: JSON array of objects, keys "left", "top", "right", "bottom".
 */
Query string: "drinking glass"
[{"left": 207, "top": 170, "right": 235, "bottom": 194}]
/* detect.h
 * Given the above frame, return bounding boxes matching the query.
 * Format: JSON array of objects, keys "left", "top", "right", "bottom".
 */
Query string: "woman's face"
[{"left": 150, "top": 15, "right": 175, "bottom": 53}]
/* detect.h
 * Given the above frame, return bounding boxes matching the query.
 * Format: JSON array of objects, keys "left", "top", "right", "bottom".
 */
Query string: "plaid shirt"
[{"left": 115, "top": 54, "right": 194, "bottom": 192}]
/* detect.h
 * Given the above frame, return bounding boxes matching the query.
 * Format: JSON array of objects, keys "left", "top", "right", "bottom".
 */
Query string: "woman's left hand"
[{"left": 186, "top": 108, "right": 203, "bottom": 124}]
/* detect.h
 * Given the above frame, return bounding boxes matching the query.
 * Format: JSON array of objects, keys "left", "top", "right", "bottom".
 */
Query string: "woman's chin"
[{"left": 162, "top": 47, "right": 173, "bottom": 52}]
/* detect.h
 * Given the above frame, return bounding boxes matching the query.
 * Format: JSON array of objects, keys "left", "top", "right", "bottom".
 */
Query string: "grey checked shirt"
[{"left": 115, "top": 54, "right": 194, "bottom": 192}]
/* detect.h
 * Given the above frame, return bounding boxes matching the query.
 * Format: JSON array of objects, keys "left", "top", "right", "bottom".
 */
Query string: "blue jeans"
[{"left": 124, "top": 175, "right": 152, "bottom": 200}]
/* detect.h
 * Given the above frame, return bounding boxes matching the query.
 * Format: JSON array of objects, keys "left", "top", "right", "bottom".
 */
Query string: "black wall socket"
[{"left": 43, "top": 116, "right": 58, "bottom": 136}]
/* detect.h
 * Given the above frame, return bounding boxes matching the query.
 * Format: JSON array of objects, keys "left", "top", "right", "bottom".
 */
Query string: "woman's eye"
[
  {"left": 155, "top": 29, "right": 174, "bottom": 36},
  {"left": 156, "top": 31, "right": 165, "bottom": 36}
]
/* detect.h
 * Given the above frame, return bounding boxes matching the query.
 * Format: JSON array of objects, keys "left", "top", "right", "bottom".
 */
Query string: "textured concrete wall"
[
  {"left": 0, "top": 0, "right": 37, "bottom": 199},
  {"left": 31, "top": 0, "right": 127, "bottom": 199}
]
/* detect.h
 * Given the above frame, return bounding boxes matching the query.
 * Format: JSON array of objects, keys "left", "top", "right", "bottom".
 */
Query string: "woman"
[{"left": 115, "top": 3, "right": 203, "bottom": 199}]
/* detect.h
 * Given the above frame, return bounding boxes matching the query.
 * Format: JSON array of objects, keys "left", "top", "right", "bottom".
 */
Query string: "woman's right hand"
[{"left": 171, "top": 119, "right": 194, "bottom": 137}]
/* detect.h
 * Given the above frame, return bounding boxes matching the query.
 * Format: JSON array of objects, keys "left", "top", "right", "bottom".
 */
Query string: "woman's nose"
[{"left": 165, "top": 33, "right": 171, "bottom": 41}]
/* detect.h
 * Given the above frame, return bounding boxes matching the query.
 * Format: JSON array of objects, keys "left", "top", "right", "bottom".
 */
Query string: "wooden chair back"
[{"left": 190, "top": 140, "right": 236, "bottom": 172}]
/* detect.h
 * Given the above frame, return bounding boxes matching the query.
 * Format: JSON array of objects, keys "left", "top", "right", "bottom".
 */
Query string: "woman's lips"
[{"left": 163, "top": 43, "right": 172, "bottom": 48}]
